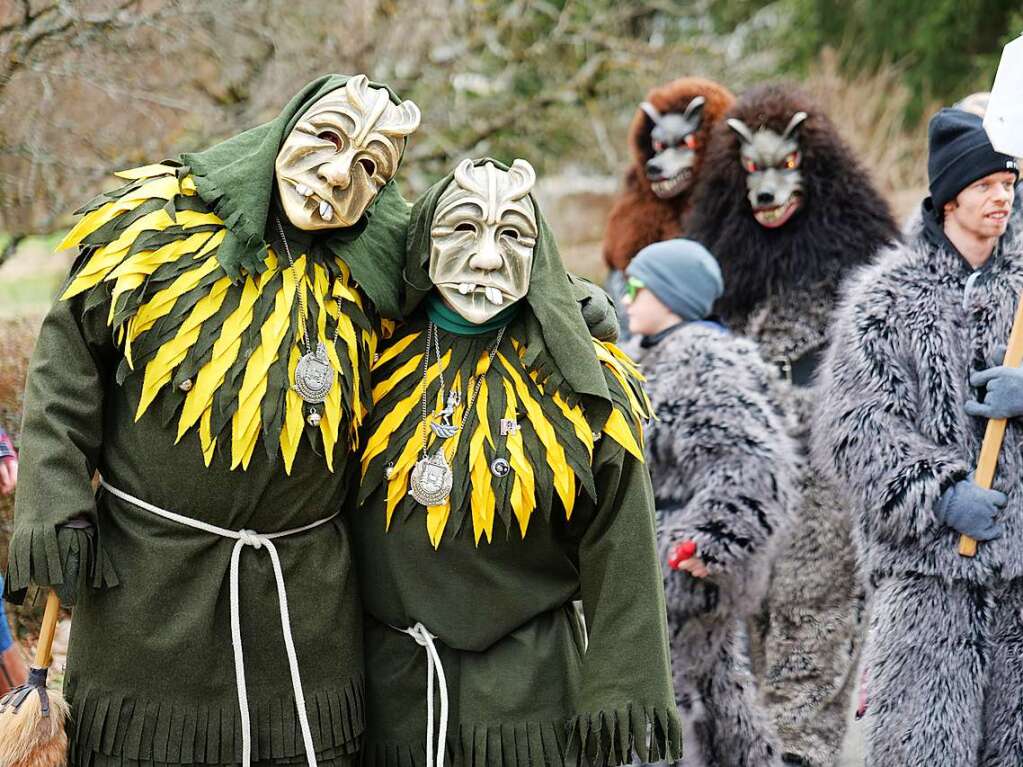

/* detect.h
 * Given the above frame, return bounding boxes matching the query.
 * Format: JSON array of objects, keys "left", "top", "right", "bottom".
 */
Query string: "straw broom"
[
  {"left": 0, "top": 591, "right": 68, "bottom": 767},
  {"left": 959, "top": 290, "right": 1023, "bottom": 557}
]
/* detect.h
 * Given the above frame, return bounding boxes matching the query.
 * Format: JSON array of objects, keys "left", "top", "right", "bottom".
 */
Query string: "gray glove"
[
  {"left": 55, "top": 517, "right": 95, "bottom": 606},
  {"left": 966, "top": 362, "right": 1023, "bottom": 419},
  {"left": 568, "top": 274, "right": 620, "bottom": 343},
  {"left": 935, "top": 474, "right": 1006, "bottom": 541}
]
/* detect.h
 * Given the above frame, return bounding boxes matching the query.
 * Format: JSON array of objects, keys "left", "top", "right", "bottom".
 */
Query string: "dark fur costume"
[
  {"left": 688, "top": 84, "right": 899, "bottom": 767},
  {"left": 689, "top": 84, "right": 897, "bottom": 324},
  {"left": 602, "top": 77, "right": 734, "bottom": 271}
]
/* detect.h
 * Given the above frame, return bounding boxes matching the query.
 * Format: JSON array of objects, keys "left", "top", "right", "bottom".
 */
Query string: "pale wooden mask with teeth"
[
  {"left": 429, "top": 159, "right": 539, "bottom": 324},
  {"left": 274, "top": 75, "right": 420, "bottom": 231}
]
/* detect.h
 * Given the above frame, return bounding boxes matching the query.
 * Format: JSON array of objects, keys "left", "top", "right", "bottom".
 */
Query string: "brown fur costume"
[
  {"left": 689, "top": 84, "right": 899, "bottom": 767},
  {"left": 602, "top": 77, "right": 734, "bottom": 271}
]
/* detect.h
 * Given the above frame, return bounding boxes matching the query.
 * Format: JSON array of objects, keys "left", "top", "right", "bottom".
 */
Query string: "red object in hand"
[{"left": 668, "top": 540, "right": 698, "bottom": 570}]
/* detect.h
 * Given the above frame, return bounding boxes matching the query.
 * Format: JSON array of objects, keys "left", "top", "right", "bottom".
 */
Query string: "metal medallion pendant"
[
  {"left": 294, "top": 341, "right": 335, "bottom": 404},
  {"left": 409, "top": 451, "right": 453, "bottom": 506}
]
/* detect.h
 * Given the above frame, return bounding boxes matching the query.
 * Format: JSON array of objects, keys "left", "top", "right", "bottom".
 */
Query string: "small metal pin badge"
[
  {"left": 491, "top": 458, "right": 511, "bottom": 477},
  {"left": 499, "top": 418, "right": 520, "bottom": 436},
  {"left": 384, "top": 462, "right": 395, "bottom": 480}
]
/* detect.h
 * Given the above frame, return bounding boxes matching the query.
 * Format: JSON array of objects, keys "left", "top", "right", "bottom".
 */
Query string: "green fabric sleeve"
[
  {"left": 569, "top": 440, "right": 682, "bottom": 764},
  {"left": 4, "top": 289, "right": 119, "bottom": 603}
]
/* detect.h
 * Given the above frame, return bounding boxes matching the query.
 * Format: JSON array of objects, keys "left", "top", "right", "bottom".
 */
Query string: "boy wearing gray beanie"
[{"left": 626, "top": 238, "right": 799, "bottom": 766}]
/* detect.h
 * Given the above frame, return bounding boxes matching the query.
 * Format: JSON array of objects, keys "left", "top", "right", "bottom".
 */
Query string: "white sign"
[{"left": 985, "top": 34, "right": 1023, "bottom": 157}]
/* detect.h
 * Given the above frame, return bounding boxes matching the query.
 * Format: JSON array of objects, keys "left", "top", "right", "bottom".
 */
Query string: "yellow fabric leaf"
[
  {"left": 310, "top": 264, "right": 344, "bottom": 467},
  {"left": 280, "top": 346, "right": 305, "bottom": 475},
  {"left": 372, "top": 354, "right": 422, "bottom": 404},
  {"left": 177, "top": 275, "right": 261, "bottom": 440},
  {"left": 61, "top": 209, "right": 176, "bottom": 299},
  {"left": 498, "top": 353, "right": 577, "bottom": 518},
  {"left": 503, "top": 379, "right": 535, "bottom": 538},
  {"left": 135, "top": 275, "right": 232, "bottom": 420},
  {"left": 124, "top": 254, "right": 222, "bottom": 367},
  {"left": 469, "top": 378, "right": 496, "bottom": 544},
  {"left": 114, "top": 164, "right": 178, "bottom": 180},
  {"left": 384, "top": 419, "right": 426, "bottom": 530},
  {"left": 230, "top": 257, "right": 298, "bottom": 470},
  {"left": 200, "top": 408, "right": 216, "bottom": 466},
  {"left": 58, "top": 175, "right": 181, "bottom": 253},
  {"left": 550, "top": 388, "right": 594, "bottom": 460},
  {"left": 373, "top": 330, "right": 422, "bottom": 372},
  {"left": 361, "top": 350, "right": 451, "bottom": 472},
  {"left": 603, "top": 406, "right": 644, "bottom": 461}
]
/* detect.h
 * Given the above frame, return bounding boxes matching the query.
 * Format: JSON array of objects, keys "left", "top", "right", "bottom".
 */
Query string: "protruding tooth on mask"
[
  {"left": 318, "top": 200, "right": 333, "bottom": 221},
  {"left": 459, "top": 283, "right": 475, "bottom": 295},
  {"left": 296, "top": 183, "right": 314, "bottom": 198},
  {"left": 485, "top": 286, "right": 503, "bottom": 305}
]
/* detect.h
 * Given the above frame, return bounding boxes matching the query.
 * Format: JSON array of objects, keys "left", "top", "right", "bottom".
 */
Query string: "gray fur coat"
[
  {"left": 638, "top": 323, "right": 799, "bottom": 618},
  {"left": 815, "top": 208, "right": 1023, "bottom": 583}
]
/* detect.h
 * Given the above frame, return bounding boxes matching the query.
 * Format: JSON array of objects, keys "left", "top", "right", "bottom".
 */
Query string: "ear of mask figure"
[
  {"left": 727, "top": 111, "right": 807, "bottom": 228},
  {"left": 429, "top": 159, "right": 539, "bottom": 324},
  {"left": 642, "top": 96, "right": 705, "bottom": 199},
  {"left": 275, "top": 74, "right": 421, "bottom": 230}
]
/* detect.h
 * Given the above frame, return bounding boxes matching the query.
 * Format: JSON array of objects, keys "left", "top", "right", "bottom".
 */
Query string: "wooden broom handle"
[
  {"left": 960, "top": 289, "right": 1023, "bottom": 557},
  {"left": 32, "top": 590, "right": 61, "bottom": 670}
]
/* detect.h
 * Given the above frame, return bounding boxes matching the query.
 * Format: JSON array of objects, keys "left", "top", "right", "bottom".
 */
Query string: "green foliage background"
[{"left": 710, "top": 0, "right": 1023, "bottom": 119}]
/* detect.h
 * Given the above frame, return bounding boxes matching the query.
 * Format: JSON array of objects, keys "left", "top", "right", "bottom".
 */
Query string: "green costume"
[
  {"left": 4, "top": 75, "right": 414, "bottom": 767},
  {"left": 351, "top": 161, "right": 681, "bottom": 767}
]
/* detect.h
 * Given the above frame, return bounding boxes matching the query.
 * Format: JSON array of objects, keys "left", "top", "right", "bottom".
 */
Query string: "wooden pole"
[
  {"left": 960, "top": 290, "right": 1023, "bottom": 557},
  {"left": 32, "top": 591, "right": 61, "bottom": 671}
]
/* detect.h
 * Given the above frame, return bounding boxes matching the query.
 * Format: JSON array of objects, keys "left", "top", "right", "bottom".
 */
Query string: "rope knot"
[
  {"left": 405, "top": 622, "right": 436, "bottom": 647},
  {"left": 238, "top": 529, "right": 265, "bottom": 549}
]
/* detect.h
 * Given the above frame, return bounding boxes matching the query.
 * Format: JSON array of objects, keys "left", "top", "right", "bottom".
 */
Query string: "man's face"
[
  {"left": 274, "top": 75, "right": 420, "bottom": 230},
  {"left": 429, "top": 159, "right": 539, "bottom": 324},
  {"left": 944, "top": 171, "right": 1016, "bottom": 239}
]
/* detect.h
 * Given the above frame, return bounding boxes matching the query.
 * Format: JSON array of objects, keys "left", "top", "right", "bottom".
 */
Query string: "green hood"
[
  {"left": 180, "top": 74, "right": 412, "bottom": 319},
  {"left": 403, "top": 158, "right": 613, "bottom": 425}
]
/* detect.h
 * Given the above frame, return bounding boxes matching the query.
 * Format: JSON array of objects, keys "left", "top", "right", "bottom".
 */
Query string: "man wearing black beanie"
[{"left": 815, "top": 109, "right": 1023, "bottom": 766}]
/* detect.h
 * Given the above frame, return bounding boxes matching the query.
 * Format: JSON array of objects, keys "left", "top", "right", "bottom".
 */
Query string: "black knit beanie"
[{"left": 928, "top": 108, "right": 1019, "bottom": 210}]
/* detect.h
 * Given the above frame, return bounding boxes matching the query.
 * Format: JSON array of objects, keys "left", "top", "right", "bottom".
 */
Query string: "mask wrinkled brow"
[
  {"left": 337, "top": 74, "right": 422, "bottom": 140},
  {"left": 451, "top": 159, "right": 537, "bottom": 225}
]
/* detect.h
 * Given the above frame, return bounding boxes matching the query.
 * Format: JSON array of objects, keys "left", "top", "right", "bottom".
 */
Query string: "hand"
[
  {"left": 967, "top": 364, "right": 1023, "bottom": 419},
  {"left": 569, "top": 274, "right": 620, "bottom": 343},
  {"left": 0, "top": 457, "right": 16, "bottom": 495},
  {"left": 667, "top": 540, "right": 709, "bottom": 578},
  {"left": 935, "top": 474, "right": 1006, "bottom": 542},
  {"left": 55, "top": 518, "right": 95, "bottom": 606}
]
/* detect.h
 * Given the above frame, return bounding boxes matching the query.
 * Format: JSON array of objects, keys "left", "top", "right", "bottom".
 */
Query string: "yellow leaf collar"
[
  {"left": 60, "top": 164, "right": 378, "bottom": 473},
  {"left": 358, "top": 322, "right": 651, "bottom": 548}
]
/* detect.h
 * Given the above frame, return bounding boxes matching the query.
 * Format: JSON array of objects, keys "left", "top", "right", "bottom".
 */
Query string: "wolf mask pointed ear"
[
  {"left": 683, "top": 96, "right": 706, "bottom": 125},
  {"left": 640, "top": 102, "right": 662, "bottom": 125},
  {"left": 782, "top": 111, "right": 809, "bottom": 141},
  {"left": 726, "top": 118, "right": 755, "bottom": 145}
]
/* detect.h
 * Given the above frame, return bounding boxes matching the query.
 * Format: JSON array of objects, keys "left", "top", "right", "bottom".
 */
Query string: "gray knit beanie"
[{"left": 625, "top": 238, "right": 723, "bottom": 321}]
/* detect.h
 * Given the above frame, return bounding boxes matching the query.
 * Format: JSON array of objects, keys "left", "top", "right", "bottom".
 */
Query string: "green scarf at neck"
[{"left": 425, "top": 292, "right": 521, "bottom": 335}]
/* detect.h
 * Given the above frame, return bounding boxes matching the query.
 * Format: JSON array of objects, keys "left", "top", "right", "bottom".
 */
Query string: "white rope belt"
[
  {"left": 100, "top": 478, "right": 336, "bottom": 767},
  {"left": 394, "top": 622, "right": 449, "bottom": 767}
]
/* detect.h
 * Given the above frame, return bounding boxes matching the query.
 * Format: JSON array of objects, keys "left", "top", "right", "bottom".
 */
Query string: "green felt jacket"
[{"left": 351, "top": 315, "right": 682, "bottom": 767}]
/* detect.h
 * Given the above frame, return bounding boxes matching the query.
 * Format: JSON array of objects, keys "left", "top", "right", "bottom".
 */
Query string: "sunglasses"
[{"left": 625, "top": 277, "right": 645, "bottom": 301}]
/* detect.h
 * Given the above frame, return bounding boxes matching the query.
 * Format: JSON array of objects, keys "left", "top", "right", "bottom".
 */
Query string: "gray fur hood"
[{"left": 815, "top": 205, "right": 1023, "bottom": 583}]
